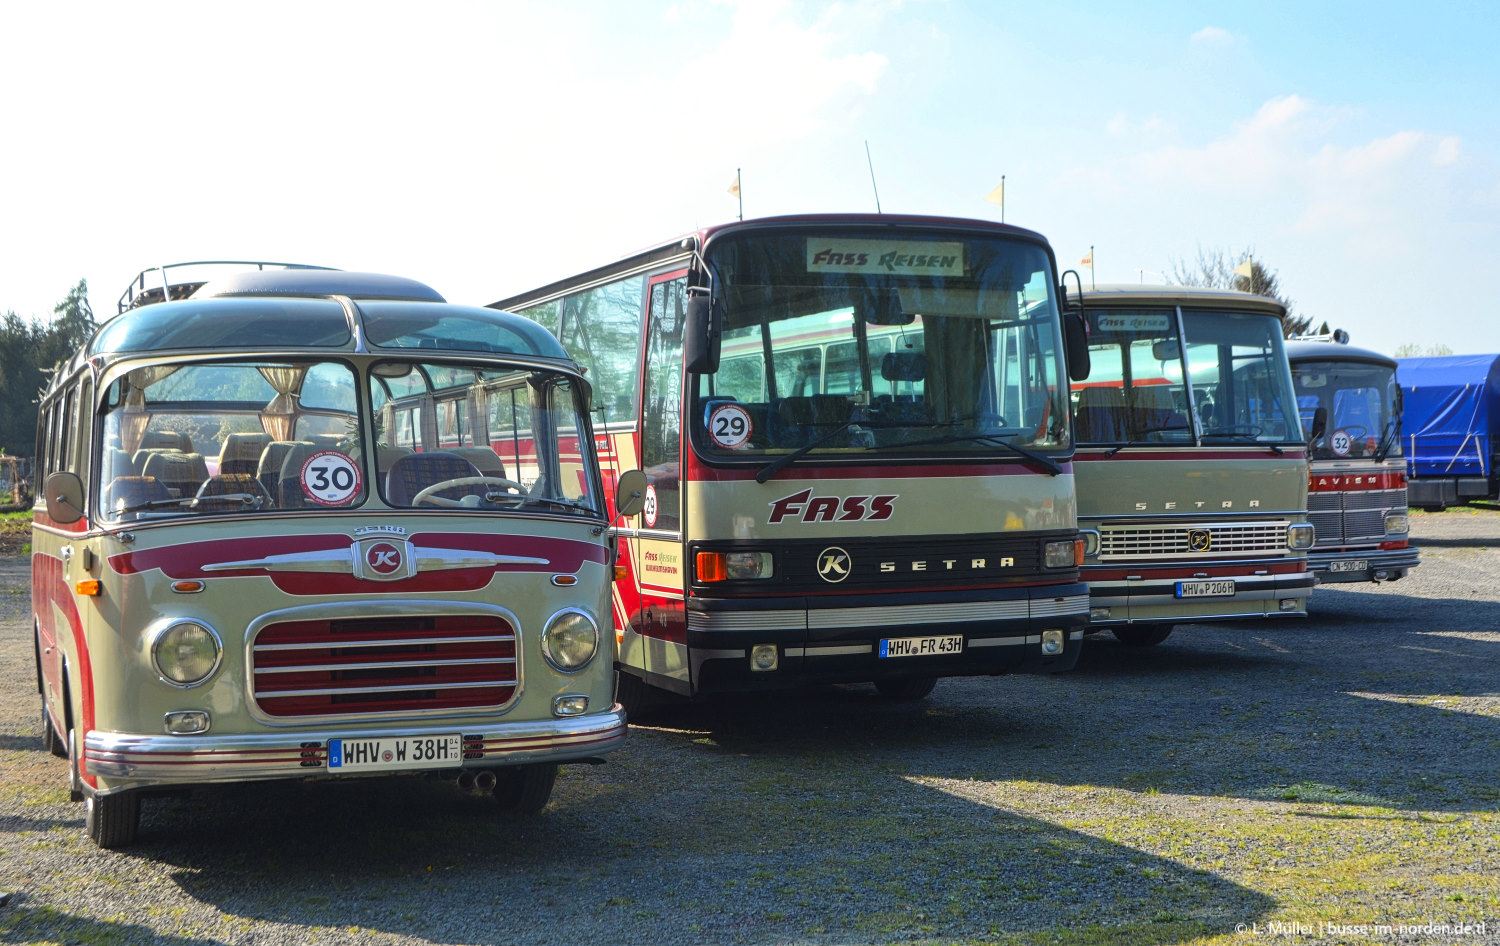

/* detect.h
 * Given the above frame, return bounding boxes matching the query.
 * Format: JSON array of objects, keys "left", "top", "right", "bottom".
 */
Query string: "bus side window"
[{"left": 558, "top": 274, "right": 646, "bottom": 426}]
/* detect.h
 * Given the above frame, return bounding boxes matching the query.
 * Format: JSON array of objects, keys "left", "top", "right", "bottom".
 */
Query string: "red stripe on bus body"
[
  {"left": 108, "top": 533, "right": 607, "bottom": 588},
  {"left": 1308, "top": 472, "right": 1405, "bottom": 491},
  {"left": 1083, "top": 560, "right": 1306, "bottom": 581},
  {"left": 33, "top": 552, "right": 98, "bottom": 787}
]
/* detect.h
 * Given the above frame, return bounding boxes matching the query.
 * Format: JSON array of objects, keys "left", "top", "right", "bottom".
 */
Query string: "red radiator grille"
[{"left": 252, "top": 615, "right": 517, "bottom": 718}]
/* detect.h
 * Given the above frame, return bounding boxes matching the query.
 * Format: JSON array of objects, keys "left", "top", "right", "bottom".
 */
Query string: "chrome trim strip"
[
  {"left": 801, "top": 644, "right": 874, "bottom": 656},
  {"left": 966, "top": 636, "right": 1028, "bottom": 648},
  {"left": 1030, "top": 595, "right": 1090, "bottom": 618},
  {"left": 807, "top": 601, "right": 1028, "bottom": 627},
  {"left": 687, "top": 611, "right": 805, "bottom": 632},
  {"left": 255, "top": 656, "right": 516, "bottom": 676},
  {"left": 256, "top": 680, "right": 507, "bottom": 699},
  {"left": 255, "top": 633, "right": 514, "bottom": 652},
  {"left": 83, "top": 709, "right": 627, "bottom": 785}
]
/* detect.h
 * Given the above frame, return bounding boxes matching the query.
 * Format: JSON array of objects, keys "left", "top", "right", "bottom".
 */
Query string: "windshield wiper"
[
  {"left": 1201, "top": 428, "right": 1284, "bottom": 455},
  {"left": 1101, "top": 424, "right": 1192, "bottom": 457},
  {"left": 881, "top": 432, "right": 1065, "bottom": 476},
  {"left": 1373, "top": 419, "right": 1399, "bottom": 462},
  {"left": 520, "top": 497, "right": 599, "bottom": 516},
  {"left": 755, "top": 420, "right": 886, "bottom": 483},
  {"left": 115, "top": 492, "right": 266, "bottom": 515}
]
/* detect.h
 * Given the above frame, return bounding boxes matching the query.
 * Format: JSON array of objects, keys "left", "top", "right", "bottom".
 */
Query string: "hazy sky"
[{"left": 3, "top": 1, "right": 1495, "bottom": 356}]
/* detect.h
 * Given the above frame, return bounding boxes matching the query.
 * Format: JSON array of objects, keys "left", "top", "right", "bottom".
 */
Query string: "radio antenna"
[{"left": 865, "top": 141, "right": 882, "bottom": 214}]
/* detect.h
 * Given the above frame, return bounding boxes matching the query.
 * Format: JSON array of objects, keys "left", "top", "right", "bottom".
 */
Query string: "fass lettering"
[
  {"left": 768, "top": 488, "right": 897, "bottom": 524},
  {"left": 810, "top": 248, "right": 870, "bottom": 267}
]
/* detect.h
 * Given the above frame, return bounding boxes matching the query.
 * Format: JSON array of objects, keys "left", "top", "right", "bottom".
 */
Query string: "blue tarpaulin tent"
[{"left": 1397, "top": 354, "right": 1500, "bottom": 486}]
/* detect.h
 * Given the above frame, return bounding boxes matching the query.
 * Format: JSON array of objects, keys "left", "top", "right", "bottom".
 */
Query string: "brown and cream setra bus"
[
  {"left": 32, "top": 265, "right": 644, "bottom": 847},
  {"left": 1067, "top": 285, "right": 1317, "bottom": 647},
  {"left": 490, "top": 214, "right": 1093, "bottom": 707}
]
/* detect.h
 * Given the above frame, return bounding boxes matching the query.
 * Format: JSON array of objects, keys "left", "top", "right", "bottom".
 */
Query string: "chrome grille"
[
  {"left": 252, "top": 615, "right": 517, "bottom": 718},
  {"left": 1099, "top": 521, "right": 1289, "bottom": 560},
  {"left": 1311, "top": 487, "right": 1407, "bottom": 546}
]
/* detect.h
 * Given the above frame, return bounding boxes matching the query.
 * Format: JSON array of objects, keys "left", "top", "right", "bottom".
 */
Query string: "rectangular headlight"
[
  {"left": 1384, "top": 513, "right": 1409, "bottom": 535},
  {"left": 696, "top": 550, "right": 774, "bottom": 581},
  {"left": 1044, "top": 539, "right": 1078, "bottom": 568},
  {"left": 1286, "top": 523, "right": 1316, "bottom": 550}
]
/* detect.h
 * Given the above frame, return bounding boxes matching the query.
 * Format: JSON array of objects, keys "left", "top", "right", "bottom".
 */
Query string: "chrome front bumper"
[{"left": 84, "top": 706, "right": 626, "bottom": 792}]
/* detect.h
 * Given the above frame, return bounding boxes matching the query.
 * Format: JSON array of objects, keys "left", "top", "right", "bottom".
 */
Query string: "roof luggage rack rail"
[{"left": 117, "top": 261, "right": 338, "bottom": 314}]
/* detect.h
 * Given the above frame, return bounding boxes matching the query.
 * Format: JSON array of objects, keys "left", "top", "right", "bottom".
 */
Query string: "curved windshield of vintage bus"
[
  {"left": 1073, "top": 308, "right": 1299, "bottom": 447},
  {"left": 95, "top": 358, "right": 600, "bottom": 520},
  {"left": 694, "top": 230, "right": 1068, "bottom": 459},
  {"left": 370, "top": 361, "right": 601, "bottom": 516},
  {"left": 1291, "top": 360, "right": 1402, "bottom": 461}
]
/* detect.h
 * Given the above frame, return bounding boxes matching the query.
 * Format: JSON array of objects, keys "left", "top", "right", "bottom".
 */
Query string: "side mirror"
[
  {"left": 1064, "top": 310, "right": 1091, "bottom": 381},
  {"left": 682, "top": 292, "right": 721, "bottom": 374},
  {"left": 615, "top": 469, "right": 648, "bottom": 519},
  {"left": 1308, "top": 406, "right": 1328, "bottom": 444},
  {"left": 45, "top": 471, "right": 85, "bottom": 524}
]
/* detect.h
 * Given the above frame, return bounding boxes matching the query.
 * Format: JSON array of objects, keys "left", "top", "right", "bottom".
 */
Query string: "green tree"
[
  {"left": 0, "top": 279, "right": 97, "bottom": 455},
  {"left": 1169, "top": 247, "right": 1313, "bottom": 337}
]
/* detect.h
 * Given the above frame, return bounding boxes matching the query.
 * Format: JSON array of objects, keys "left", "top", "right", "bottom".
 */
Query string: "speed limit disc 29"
[{"left": 708, "top": 403, "right": 753, "bottom": 449}]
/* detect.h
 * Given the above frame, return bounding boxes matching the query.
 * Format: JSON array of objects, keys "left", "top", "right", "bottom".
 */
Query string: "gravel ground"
[{"left": 1, "top": 511, "right": 1497, "bottom": 946}]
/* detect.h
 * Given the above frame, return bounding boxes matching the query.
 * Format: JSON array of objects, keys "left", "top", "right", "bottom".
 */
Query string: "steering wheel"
[{"left": 411, "top": 476, "right": 527, "bottom": 508}]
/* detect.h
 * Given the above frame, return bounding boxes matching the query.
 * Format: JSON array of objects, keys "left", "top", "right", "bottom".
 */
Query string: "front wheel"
[
  {"left": 1111, "top": 625, "right": 1173, "bottom": 647},
  {"left": 874, "top": 677, "right": 937, "bottom": 701},
  {"left": 493, "top": 763, "right": 559, "bottom": 814},
  {"left": 86, "top": 790, "right": 141, "bottom": 848}
]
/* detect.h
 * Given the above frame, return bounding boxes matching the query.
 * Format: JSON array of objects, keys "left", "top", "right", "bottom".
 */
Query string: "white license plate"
[
  {"left": 1176, "top": 579, "right": 1236, "bottom": 598},
  {"left": 328, "top": 734, "right": 462, "bottom": 772},
  {"left": 879, "top": 635, "right": 964, "bottom": 658},
  {"left": 1329, "top": 560, "right": 1369, "bottom": 573}
]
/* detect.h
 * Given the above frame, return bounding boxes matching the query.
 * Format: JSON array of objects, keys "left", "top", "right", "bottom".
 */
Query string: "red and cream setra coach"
[{"left": 32, "top": 264, "right": 644, "bottom": 847}]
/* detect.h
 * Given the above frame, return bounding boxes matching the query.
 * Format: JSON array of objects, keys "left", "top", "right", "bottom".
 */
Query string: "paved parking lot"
[{"left": 1, "top": 511, "right": 1497, "bottom": 945}]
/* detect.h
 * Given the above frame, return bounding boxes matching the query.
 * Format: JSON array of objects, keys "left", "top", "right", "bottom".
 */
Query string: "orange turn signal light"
[
  {"left": 75, "top": 579, "right": 102, "bottom": 597},
  {"left": 613, "top": 564, "right": 628, "bottom": 582},
  {"left": 696, "top": 551, "right": 728, "bottom": 583},
  {"left": 1074, "top": 539, "right": 1086, "bottom": 567}
]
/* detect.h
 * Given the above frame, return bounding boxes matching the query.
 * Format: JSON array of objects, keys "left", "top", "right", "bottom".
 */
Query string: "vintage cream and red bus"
[
  {"left": 1067, "top": 285, "right": 1316, "bottom": 647},
  {"left": 32, "top": 266, "right": 644, "bottom": 847},
  {"left": 490, "top": 214, "right": 1091, "bottom": 706},
  {"left": 1285, "top": 335, "right": 1417, "bottom": 583}
]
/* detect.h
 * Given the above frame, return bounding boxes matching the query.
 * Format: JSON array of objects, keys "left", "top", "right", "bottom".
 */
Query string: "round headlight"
[
  {"left": 152, "top": 621, "right": 222, "bottom": 687},
  {"left": 541, "top": 609, "right": 599, "bottom": 673}
]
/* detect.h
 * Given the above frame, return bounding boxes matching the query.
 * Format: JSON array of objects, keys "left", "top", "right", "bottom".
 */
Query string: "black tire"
[
  {"left": 1111, "top": 625, "right": 1174, "bottom": 647},
  {"left": 493, "top": 763, "right": 559, "bottom": 814},
  {"left": 40, "top": 705, "right": 65, "bottom": 758},
  {"left": 614, "top": 669, "right": 657, "bottom": 719},
  {"left": 86, "top": 789, "right": 140, "bottom": 848},
  {"left": 874, "top": 677, "right": 937, "bottom": 701}
]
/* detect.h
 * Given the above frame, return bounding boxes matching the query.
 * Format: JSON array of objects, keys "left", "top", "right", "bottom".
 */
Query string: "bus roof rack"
[
  {"left": 193, "top": 270, "right": 445, "bottom": 303},
  {"left": 117, "top": 261, "right": 339, "bottom": 314}
]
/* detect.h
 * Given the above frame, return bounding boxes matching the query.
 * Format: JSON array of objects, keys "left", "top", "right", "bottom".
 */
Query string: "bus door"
[{"left": 629, "top": 272, "right": 689, "bottom": 684}]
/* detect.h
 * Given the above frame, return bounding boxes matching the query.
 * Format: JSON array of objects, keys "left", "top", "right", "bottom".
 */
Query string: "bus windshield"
[
  {"left": 693, "top": 229, "right": 1068, "bottom": 458},
  {"left": 1074, "top": 308, "right": 1300, "bottom": 446},
  {"left": 1291, "top": 360, "right": 1402, "bottom": 460},
  {"left": 96, "top": 357, "right": 600, "bottom": 520}
]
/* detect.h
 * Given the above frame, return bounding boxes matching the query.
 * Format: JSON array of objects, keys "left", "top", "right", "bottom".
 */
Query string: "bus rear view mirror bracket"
[
  {"left": 1308, "top": 406, "right": 1328, "bottom": 445},
  {"left": 682, "top": 291, "right": 721, "bottom": 374},
  {"left": 615, "top": 469, "right": 648, "bottom": 519},
  {"left": 45, "top": 471, "right": 85, "bottom": 524}
]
